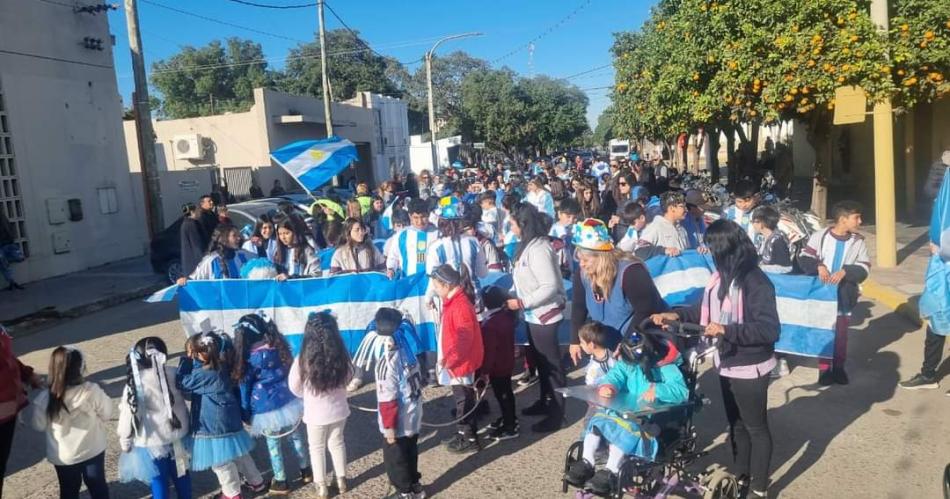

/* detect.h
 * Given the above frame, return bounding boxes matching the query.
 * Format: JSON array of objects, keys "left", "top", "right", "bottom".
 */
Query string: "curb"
[
  {"left": 4, "top": 280, "right": 167, "bottom": 336},
  {"left": 862, "top": 279, "right": 923, "bottom": 327}
]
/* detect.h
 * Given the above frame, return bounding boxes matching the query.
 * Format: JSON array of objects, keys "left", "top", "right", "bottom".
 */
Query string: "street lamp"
[{"left": 425, "top": 32, "right": 482, "bottom": 173}]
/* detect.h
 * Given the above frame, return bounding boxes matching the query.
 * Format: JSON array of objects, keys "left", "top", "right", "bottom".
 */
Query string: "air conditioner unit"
[{"left": 172, "top": 134, "right": 204, "bottom": 160}]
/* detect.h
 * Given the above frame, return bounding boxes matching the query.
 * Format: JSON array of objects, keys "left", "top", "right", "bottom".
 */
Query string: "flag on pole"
[{"left": 270, "top": 136, "right": 358, "bottom": 192}]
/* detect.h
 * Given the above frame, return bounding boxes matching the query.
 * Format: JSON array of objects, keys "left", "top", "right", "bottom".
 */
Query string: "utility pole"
[
  {"left": 425, "top": 32, "right": 482, "bottom": 174},
  {"left": 317, "top": 0, "right": 333, "bottom": 137},
  {"left": 124, "top": 0, "right": 164, "bottom": 239},
  {"left": 870, "top": 0, "right": 896, "bottom": 267}
]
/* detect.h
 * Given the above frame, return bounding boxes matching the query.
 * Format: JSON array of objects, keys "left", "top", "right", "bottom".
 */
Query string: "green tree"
[
  {"left": 459, "top": 69, "right": 530, "bottom": 157},
  {"left": 279, "top": 29, "right": 399, "bottom": 101},
  {"left": 592, "top": 105, "right": 617, "bottom": 146},
  {"left": 406, "top": 51, "right": 490, "bottom": 138},
  {"left": 520, "top": 76, "right": 590, "bottom": 154},
  {"left": 612, "top": 0, "right": 948, "bottom": 212},
  {"left": 151, "top": 38, "right": 274, "bottom": 119}
]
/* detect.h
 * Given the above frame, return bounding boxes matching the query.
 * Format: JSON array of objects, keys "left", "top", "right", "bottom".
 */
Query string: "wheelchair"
[{"left": 559, "top": 320, "right": 740, "bottom": 499}]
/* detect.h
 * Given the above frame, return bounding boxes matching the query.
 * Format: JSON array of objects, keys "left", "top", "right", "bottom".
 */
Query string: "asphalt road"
[{"left": 6, "top": 298, "right": 948, "bottom": 498}]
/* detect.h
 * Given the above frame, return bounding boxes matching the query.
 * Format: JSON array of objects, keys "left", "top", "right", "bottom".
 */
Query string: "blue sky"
[{"left": 108, "top": 0, "right": 654, "bottom": 126}]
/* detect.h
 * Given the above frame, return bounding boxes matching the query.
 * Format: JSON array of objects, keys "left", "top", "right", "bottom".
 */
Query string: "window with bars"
[{"left": 0, "top": 76, "right": 28, "bottom": 258}]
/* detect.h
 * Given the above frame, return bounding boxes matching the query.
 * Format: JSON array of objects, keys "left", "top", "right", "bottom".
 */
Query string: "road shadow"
[
  {"left": 698, "top": 301, "right": 917, "bottom": 496},
  {"left": 13, "top": 300, "right": 179, "bottom": 358},
  {"left": 897, "top": 231, "right": 930, "bottom": 265}
]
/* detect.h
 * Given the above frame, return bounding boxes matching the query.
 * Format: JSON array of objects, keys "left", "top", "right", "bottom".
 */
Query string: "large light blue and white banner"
[
  {"left": 270, "top": 136, "right": 358, "bottom": 192},
  {"left": 643, "top": 250, "right": 838, "bottom": 358},
  {"left": 148, "top": 251, "right": 838, "bottom": 358},
  {"left": 155, "top": 273, "right": 436, "bottom": 356}
]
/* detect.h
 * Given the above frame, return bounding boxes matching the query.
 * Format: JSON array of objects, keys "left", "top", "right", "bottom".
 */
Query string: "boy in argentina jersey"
[
  {"left": 386, "top": 199, "right": 438, "bottom": 278},
  {"left": 799, "top": 200, "right": 870, "bottom": 386}
]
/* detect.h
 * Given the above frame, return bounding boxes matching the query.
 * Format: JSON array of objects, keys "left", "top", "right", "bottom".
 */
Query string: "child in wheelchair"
[{"left": 565, "top": 322, "right": 688, "bottom": 496}]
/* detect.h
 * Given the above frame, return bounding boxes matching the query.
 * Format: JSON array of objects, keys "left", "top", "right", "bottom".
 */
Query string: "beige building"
[
  {"left": 0, "top": 1, "right": 146, "bottom": 283},
  {"left": 124, "top": 88, "right": 408, "bottom": 225}
]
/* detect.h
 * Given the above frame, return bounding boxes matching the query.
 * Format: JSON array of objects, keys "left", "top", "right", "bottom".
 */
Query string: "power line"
[
  {"left": 559, "top": 63, "right": 612, "bottom": 81},
  {"left": 491, "top": 0, "right": 592, "bottom": 64},
  {"left": 323, "top": 1, "right": 421, "bottom": 65},
  {"left": 0, "top": 48, "right": 114, "bottom": 69},
  {"left": 141, "top": 0, "right": 307, "bottom": 43},
  {"left": 223, "top": 0, "right": 317, "bottom": 8},
  {"left": 147, "top": 38, "right": 440, "bottom": 76}
]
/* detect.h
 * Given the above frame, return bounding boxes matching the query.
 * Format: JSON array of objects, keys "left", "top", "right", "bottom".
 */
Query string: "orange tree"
[
  {"left": 612, "top": 0, "right": 948, "bottom": 212},
  {"left": 889, "top": 0, "right": 950, "bottom": 106}
]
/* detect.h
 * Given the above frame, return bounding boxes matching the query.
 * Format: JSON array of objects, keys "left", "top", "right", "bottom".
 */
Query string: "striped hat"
[{"left": 571, "top": 218, "right": 614, "bottom": 251}]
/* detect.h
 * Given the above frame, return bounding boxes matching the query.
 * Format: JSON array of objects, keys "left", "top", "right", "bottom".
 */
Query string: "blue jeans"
[
  {"left": 150, "top": 455, "right": 192, "bottom": 499},
  {"left": 54, "top": 452, "right": 110, "bottom": 499}
]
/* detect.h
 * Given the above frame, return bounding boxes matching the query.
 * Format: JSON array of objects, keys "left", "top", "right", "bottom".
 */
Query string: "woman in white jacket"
[
  {"left": 116, "top": 337, "right": 192, "bottom": 499},
  {"left": 506, "top": 203, "right": 568, "bottom": 433},
  {"left": 29, "top": 346, "right": 112, "bottom": 499}
]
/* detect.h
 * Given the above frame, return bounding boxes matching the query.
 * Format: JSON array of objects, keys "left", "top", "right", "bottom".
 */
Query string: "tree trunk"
[
  {"left": 750, "top": 120, "right": 760, "bottom": 167},
  {"left": 806, "top": 112, "right": 833, "bottom": 218},
  {"left": 708, "top": 126, "right": 721, "bottom": 183},
  {"left": 724, "top": 125, "right": 736, "bottom": 186}
]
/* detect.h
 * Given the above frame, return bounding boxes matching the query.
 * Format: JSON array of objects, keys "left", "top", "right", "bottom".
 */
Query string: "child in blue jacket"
[
  {"left": 177, "top": 331, "right": 265, "bottom": 499},
  {"left": 233, "top": 314, "right": 311, "bottom": 495},
  {"left": 565, "top": 329, "right": 688, "bottom": 496}
]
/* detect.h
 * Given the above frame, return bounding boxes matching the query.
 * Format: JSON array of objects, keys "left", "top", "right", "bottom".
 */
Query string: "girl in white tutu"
[
  {"left": 233, "top": 314, "right": 312, "bottom": 495},
  {"left": 116, "top": 337, "right": 192, "bottom": 498},
  {"left": 176, "top": 331, "right": 265, "bottom": 499}
]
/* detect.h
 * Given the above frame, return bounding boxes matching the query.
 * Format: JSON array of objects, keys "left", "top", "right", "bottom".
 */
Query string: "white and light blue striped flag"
[
  {"left": 644, "top": 250, "right": 838, "bottom": 358},
  {"left": 148, "top": 273, "right": 436, "bottom": 355},
  {"left": 270, "top": 136, "right": 358, "bottom": 192}
]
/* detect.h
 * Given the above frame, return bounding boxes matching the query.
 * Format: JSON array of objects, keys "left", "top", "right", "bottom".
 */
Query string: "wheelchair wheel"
[
  {"left": 702, "top": 467, "right": 739, "bottom": 499},
  {"left": 563, "top": 441, "right": 583, "bottom": 494}
]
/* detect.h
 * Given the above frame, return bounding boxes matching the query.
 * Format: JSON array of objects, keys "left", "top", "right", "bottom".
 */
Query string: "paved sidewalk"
[
  {"left": 860, "top": 223, "right": 930, "bottom": 325},
  {"left": 0, "top": 255, "right": 166, "bottom": 331}
]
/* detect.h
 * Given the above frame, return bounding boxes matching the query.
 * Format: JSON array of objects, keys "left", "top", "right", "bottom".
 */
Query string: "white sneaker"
[
  {"left": 314, "top": 484, "right": 330, "bottom": 499},
  {"left": 346, "top": 377, "right": 363, "bottom": 392}
]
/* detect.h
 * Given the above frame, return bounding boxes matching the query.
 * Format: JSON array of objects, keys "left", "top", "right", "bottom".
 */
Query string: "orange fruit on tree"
[
  {"left": 924, "top": 31, "right": 935, "bottom": 40},
  {"left": 850, "top": 35, "right": 859, "bottom": 42},
  {"left": 897, "top": 69, "right": 906, "bottom": 76},
  {"left": 837, "top": 76, "right": 846, "bottom": 83},
  {"left": 806, "top": 60, "right": 816, "bottom": 68},
  {"left": 900, "top": 23, "right": 909, "bottom": 32},
  {"left": 802, "top": 86, "right": 810, "bottom": 94},
  {"left": 903, "top": 77, "right": 918, "bottom": 86}
]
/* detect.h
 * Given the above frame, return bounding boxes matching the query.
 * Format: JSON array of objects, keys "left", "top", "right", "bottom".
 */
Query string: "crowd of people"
[{"left": 7, "top": 147, "right": 949, "bottom": 499}]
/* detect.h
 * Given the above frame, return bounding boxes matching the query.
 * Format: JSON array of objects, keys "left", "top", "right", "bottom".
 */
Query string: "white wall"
[{"left": 0, "top": 1, "right": 145, "bottom": 282}]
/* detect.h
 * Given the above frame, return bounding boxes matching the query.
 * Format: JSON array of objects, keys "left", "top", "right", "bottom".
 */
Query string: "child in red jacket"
[
  {"left": 480, "top": 286, "right": 518, "bottom": 441},
  {"left": 431, "top": 264, "right": 484, "bottom": 454}
]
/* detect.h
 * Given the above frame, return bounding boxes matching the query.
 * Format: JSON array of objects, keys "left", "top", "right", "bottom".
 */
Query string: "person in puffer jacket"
[
  {"left": 431, "top": 264, "right": 484, "bottom": 455},
  {"left": 232, "top": 314, "right": 311, "bottom": 495},
  {"left": 0, "top": 324, "right": 41, "bottom": 497},
  {"left": 29, "top": 346, "right": 113, "bottom": 499}
]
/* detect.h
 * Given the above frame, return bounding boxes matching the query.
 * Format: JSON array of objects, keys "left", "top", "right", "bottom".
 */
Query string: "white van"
[{"left": 608, "top": 139, "right": 630, "bottom": 161}]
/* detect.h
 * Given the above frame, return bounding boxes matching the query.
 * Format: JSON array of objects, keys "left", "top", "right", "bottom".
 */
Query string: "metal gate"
[
  {"left": 223, "top": 167, "right": 253, "bottom": 199},
  {"left": 0, "top": 75, "right": 27, "bottom": 257}
]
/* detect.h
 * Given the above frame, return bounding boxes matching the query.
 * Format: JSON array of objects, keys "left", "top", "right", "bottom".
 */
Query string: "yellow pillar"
[
  {"left": 903, "top": 110, "right": 916, "bottom": 215},
  {"left": 873, "top": 101, "right": 897, "bottom": 268}
]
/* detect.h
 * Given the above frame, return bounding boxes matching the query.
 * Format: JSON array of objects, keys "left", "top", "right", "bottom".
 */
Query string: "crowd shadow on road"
[
  {"left": 14, "top": 300, "right": 179, "bottom": 358},
  {"left": 692, "top": 300, "right": 918, "bottom": 497}
]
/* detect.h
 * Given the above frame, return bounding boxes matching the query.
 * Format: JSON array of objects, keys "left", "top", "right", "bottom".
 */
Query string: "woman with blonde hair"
[{"left": 568, "top": 218, "right": 668, "bottom": 366}]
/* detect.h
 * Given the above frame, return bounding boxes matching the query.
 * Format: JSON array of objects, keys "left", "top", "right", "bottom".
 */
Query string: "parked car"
[{"left": 149, "top": 199, "right": 311, "bottom": 283}]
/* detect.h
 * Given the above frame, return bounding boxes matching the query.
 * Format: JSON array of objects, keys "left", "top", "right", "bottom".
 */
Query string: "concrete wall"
[{"left": 0, "top": 1, "right": 145, "bottom": 282}]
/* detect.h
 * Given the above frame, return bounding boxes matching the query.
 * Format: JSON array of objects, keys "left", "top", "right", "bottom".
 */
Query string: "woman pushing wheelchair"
[{"left": 651, "top": 219, "right": 779, "bottom": 498}]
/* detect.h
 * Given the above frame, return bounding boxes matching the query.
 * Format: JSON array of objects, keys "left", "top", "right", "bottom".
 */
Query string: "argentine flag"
[
  {"left": 644, "top": 250, "right": 839, "bottom": 358},
  {"left": 150, "top": 273, "right": 436, "bottom": 355},
  {"left": 270, "top": 136, "right": 358, "bottom": 192}
]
